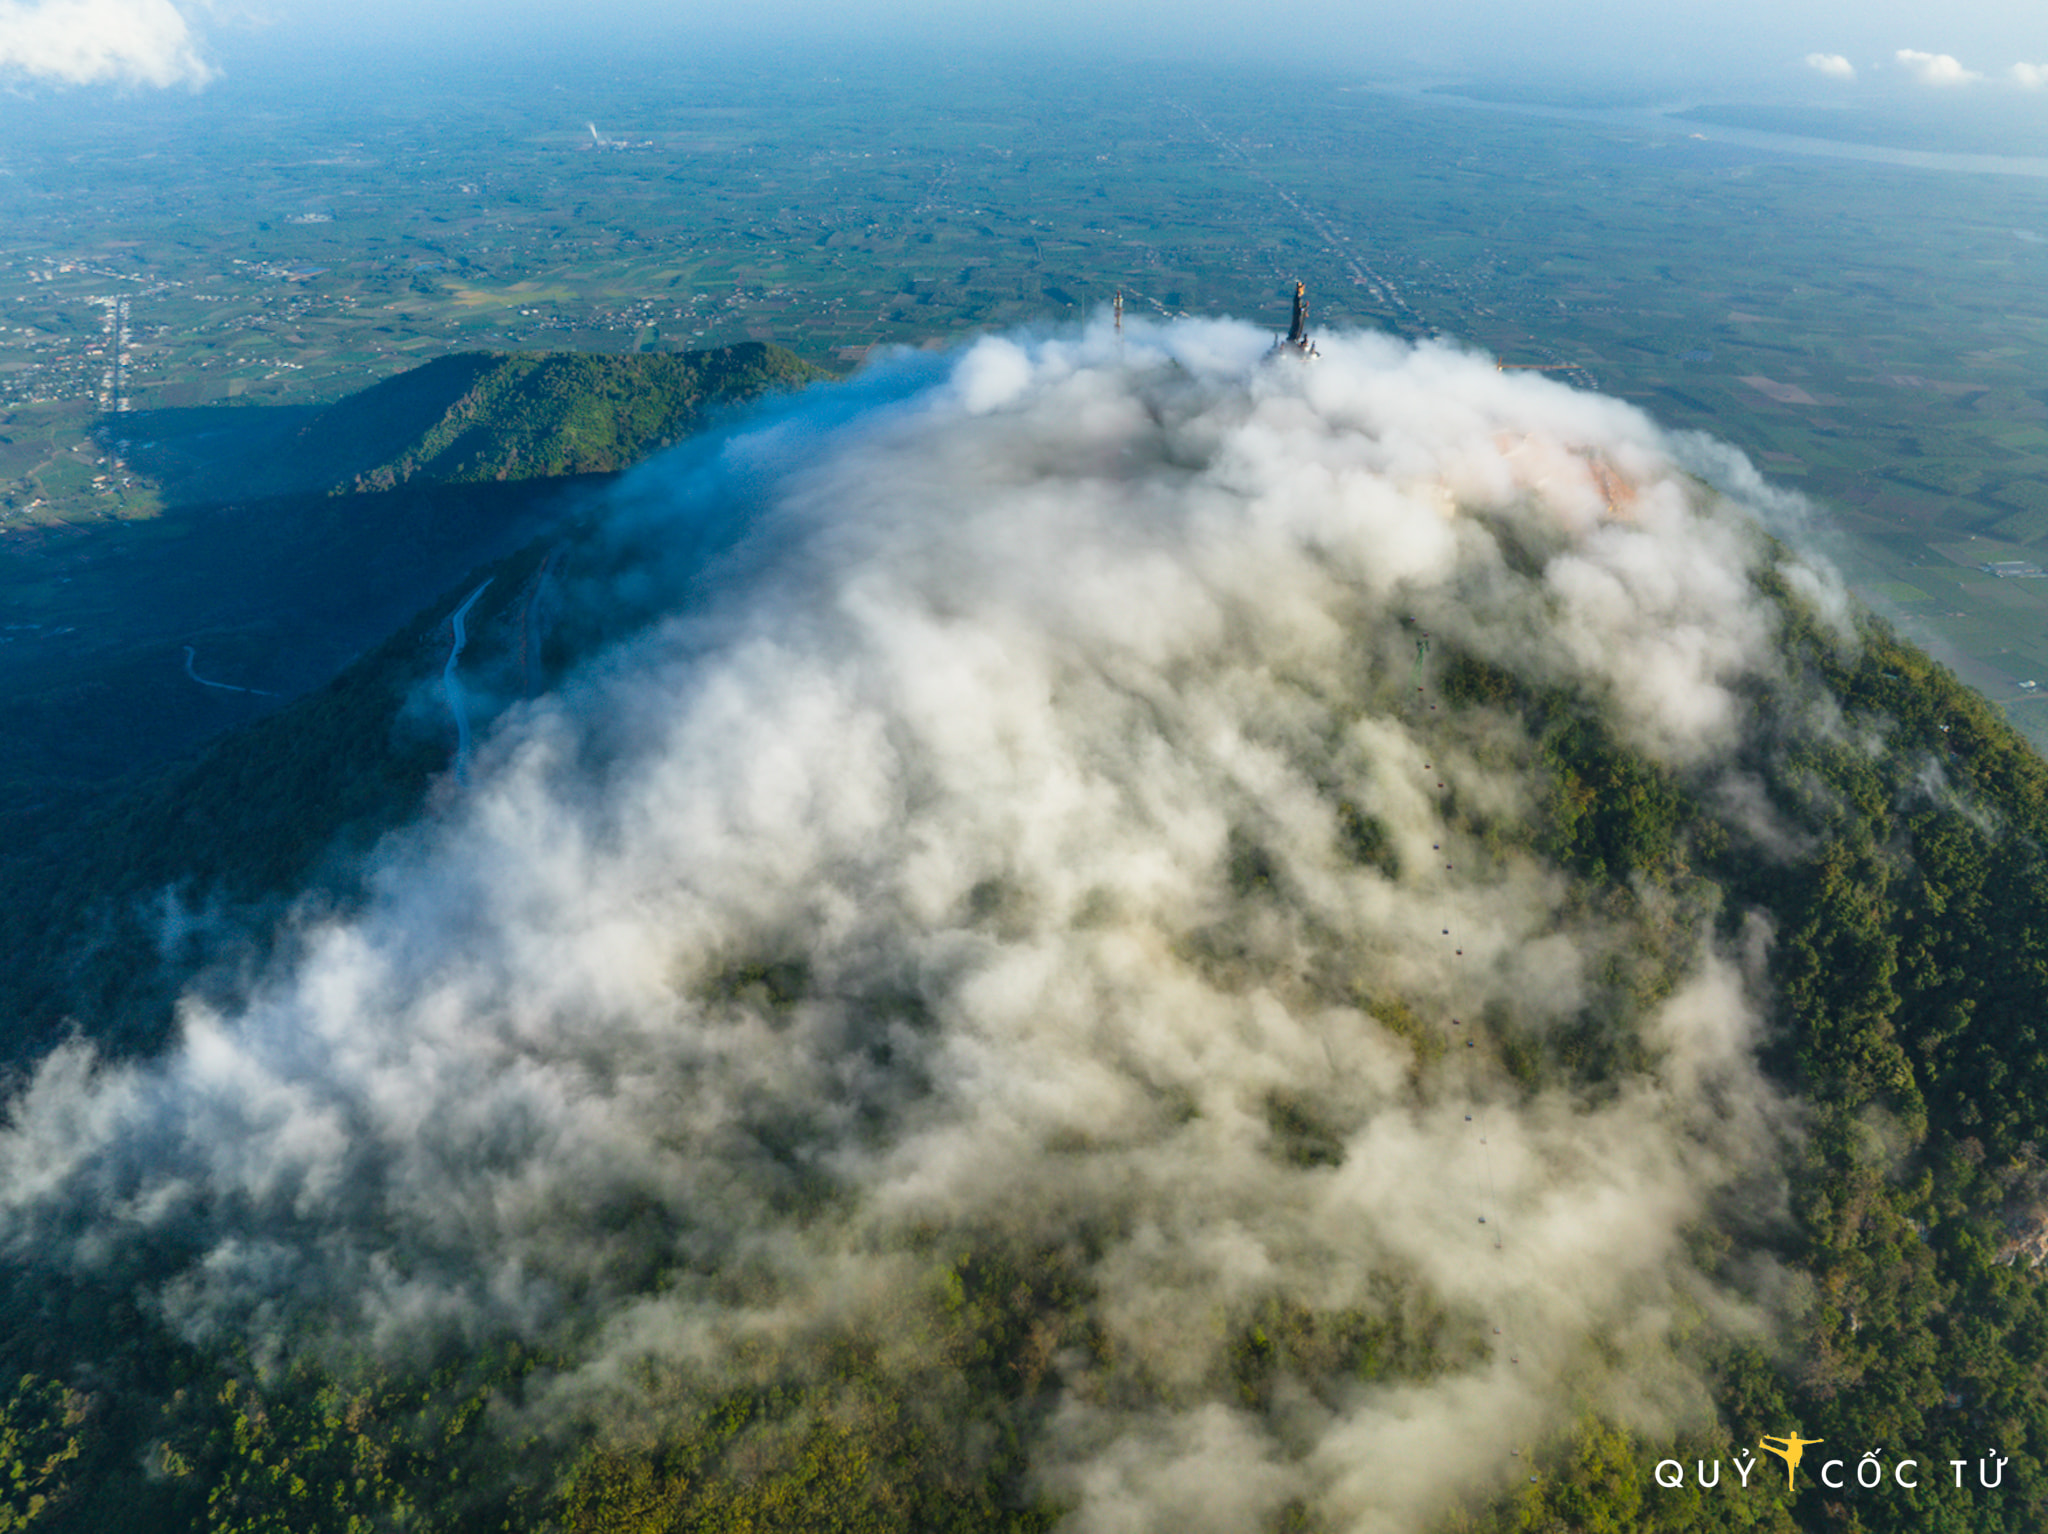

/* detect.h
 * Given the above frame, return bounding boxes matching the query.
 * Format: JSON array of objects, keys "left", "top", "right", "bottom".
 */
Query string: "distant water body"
[{"left": 1385, "top": 85, "right": 2048, "bottom": 181}]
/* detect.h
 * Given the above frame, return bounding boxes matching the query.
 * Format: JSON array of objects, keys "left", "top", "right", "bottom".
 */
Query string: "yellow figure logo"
[{"left": 1759, "top": 1433, "right": 1824, "bottom": 1492}]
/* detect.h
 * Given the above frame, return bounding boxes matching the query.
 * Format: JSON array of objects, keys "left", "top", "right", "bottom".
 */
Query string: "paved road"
[{"left": 183, "top": 645, "right": 277, "bottom": 697}]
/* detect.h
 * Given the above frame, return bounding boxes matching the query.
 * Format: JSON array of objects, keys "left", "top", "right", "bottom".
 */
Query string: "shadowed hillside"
[
  {"left": 115, "top": 343, "right": 828, "bottom": 506},
  {"left": 0, "top": 528, "right": 572, "bottom": 1064},
  {"left": 0, "top": 342, "right": 830, "bottom": 1076},
  {"left": 0, "top": 345, "right": 828, "bottom": 845},
  {"left": 324, "top": 344, "right": 827, "bottom": 490}
]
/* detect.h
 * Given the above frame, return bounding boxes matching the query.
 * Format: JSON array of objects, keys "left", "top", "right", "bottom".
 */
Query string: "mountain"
[
  {"left": 0, "top": 344, "right": 828, "bottom": 853},
  {"left": 0, "top": 533, "right": 556, "bottom": 1064},
  {"left": 114, "top": 342, "right": 828, "bottom": 506},
  {"left": 313, "top": 344, "right": 827, "bottom": 492},
  {"left": 6, "top": 331, "right": 2048, "bottom": 1534},
  {"left": 0, "top": 342, "right": 830, "bottom": 1096}
]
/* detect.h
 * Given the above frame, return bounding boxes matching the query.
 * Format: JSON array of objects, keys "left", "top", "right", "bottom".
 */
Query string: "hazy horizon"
[{"left": 7, "top": 0, "right": 2048, "bottom": 103}]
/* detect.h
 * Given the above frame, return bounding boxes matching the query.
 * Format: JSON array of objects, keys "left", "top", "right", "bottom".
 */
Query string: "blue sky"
[{"left": 6, "top": 0, "right": 2048, "bottom": 94}]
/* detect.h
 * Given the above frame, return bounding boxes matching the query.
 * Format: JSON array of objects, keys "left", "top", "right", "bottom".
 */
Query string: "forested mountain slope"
[
  {"left": 117, "top": 344, "right": 828, "bottom": 504},
  {"left": 0, "top": 344, "right": 828, "bottom": 1065},
  {"left": 4, "top": 329, "right": 2048, "bottom": 1534}
]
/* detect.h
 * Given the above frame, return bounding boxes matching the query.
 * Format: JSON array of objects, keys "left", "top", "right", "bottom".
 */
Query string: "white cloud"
[
  {"left": 1804, "top": 52, "right": 1855, "bottom": 80},
  {"left": 0, "top": 0, "right": 212, "bottom": 87},
  {"left": 0, "top": 322, "right": 1815, "bottom": 1527},
  {"left": 2015, "top": 61, "right": 2048, "bottom": 89},
  {"left": 1896, "top": 48, "right": 1980, "bottom": 86}
]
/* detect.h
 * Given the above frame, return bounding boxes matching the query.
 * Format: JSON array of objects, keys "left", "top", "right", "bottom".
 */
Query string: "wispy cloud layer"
[
  {"left": 0, "top": 0, "right": 212, "bottom": 87},
  {"left": 0, "top": 322, "right": 1822, "bottom": 1527}
]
